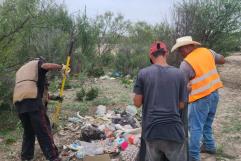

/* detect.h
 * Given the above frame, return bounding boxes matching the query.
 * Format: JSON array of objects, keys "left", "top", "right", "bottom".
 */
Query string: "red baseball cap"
[{"left": 149, "top": 41, "right": 168, "bottom": 64}]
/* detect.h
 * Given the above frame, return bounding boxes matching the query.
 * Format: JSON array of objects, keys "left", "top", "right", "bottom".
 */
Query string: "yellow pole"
[{"left": 52, "top": 56, "right": 71, "bottom": 127}]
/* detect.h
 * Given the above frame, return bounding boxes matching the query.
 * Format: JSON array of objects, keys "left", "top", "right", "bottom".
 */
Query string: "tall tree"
[{"left": 173, "top": 0, "right": 241, "bottom": 53}]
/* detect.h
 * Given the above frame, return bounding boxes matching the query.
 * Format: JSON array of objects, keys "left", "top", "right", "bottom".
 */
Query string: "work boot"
[{"left": 200, "top": 144, "right": 216, "bottom": 154}]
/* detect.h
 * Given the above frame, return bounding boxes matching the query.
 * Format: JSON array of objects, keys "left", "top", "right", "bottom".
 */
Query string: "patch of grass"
[
  {"left": 64, "top": 102, "right": 89, "bottom": 115},
  {"left": 71, "top": 82, "right": 82, "bottom": 89},
  {"left": 216, "top": 144, "right": 236, "bottom": 160},
  {"left": 49, "top": 76, "right": 61, "bottom": 92},
  {"left": 117, "top": 93, "right": 132, "bottom": 104},
  {"left": 64, "top": 80, "right": 72, "bottom": 89},
  {"left": 0, "top": 111, "right": 20, "bottom": 133},
  {"left": 4, "top": 135, "right": 17, "bottom": 145},
  {"left": 222, "top": 117, "right": 241, "bottom": 133},
  {"left": 0, "top": 110, "right": 23, "bottom": 147},
  {"left": 92, "top": 96, "right": 113, "bottom": 106}
]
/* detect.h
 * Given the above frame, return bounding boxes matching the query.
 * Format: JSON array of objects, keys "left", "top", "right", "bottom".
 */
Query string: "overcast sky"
[{"left": 56, "top": 0, "right": 181, "bottom": 24}]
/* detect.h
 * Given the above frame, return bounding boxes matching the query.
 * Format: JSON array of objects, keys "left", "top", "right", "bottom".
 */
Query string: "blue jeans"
[{"left": 188, "top": 90, "right": 219, "bottom": 161}]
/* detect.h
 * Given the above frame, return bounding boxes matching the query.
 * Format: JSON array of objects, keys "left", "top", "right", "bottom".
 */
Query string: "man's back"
[{"left": 134, "top": 64, "right": 187, "bottom": 142}]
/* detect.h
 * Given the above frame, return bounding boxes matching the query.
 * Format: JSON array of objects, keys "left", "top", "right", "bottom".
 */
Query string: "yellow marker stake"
[{"left": 52, "top": 56, "right": 71, "bottom": 127}]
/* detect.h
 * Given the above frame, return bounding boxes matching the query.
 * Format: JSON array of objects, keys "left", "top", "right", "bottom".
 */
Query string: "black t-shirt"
[
  {"left": 133, "top": 64, "right": 188, "bottom": 143},
  {"left": 16, "top": 60, "right": 48, "bottom": 113}
]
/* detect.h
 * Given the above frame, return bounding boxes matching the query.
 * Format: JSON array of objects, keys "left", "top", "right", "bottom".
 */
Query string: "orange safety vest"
[{"left": 185, "top": 47, "right": 223, "bottom": 103}]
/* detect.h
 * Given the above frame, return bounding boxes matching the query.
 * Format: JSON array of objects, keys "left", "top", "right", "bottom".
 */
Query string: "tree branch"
[{"left": 0, "top": 16, "right": 30, "bottom": 43}]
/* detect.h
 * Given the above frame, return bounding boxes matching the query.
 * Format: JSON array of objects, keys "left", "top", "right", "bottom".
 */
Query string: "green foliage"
[
  {"left": 4, "top": 135, "right": 17, "bottom": 145},
  {"left": 173, "top": 0, "right": 241, "bottom": 53},
  {"left": 99, "top": 54, "right": 115, "bottom": 67},
  {"left": 0, "top": 76, "right": 14, "bottom": 109},
  {"left": 92, "top": 96, "right": 112, "bottom": 106},
  {"left": 49, "top": 76, "right": 60, "bottom": 92},
  {"left": 76, "top": 88, "right": 86, "bottom": 101},
  {"left": 87, "top": 66, "right": 105, "bottom": 77},
  {"left": 115, "top": 47, "right": 149, "bottom": 76},
  {"left": 64, "top": 79, "right": 72, "bottom": 89},
  {"left": 121, "top": 77, "right": 133, "bottom": 85},
  {"left": 64, "top": 102, "right": 89, "bottom": 115},
  {"left": 86, "top": 87, "right": 99, "bottom": 101}
]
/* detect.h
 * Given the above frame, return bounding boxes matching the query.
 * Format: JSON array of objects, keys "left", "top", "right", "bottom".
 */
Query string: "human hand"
[{"left": 61, "top": 64, "right": 71, "bottom": 76}]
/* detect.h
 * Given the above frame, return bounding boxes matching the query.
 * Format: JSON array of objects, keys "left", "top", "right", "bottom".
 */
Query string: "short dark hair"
[{"left": 152, "top": 48, "right": 165, "bottom": 58}]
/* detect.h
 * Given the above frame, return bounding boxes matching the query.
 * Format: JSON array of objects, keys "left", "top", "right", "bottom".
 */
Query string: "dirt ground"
[{"left": 1, "top": 54, "right": 241, "bottom": 161}]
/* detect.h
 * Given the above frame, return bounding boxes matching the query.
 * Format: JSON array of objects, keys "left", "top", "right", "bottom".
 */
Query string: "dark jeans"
[
  {"left": 145, "top": 140, "right": 187, "bottom": 161},
  {"left": 18, "top": 110, "right": 59, "bottom": 161}
]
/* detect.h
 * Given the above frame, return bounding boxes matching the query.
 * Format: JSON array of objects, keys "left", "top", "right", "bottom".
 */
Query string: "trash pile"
[{"left": 58, "top": 105, "right": 141, "bottom": 161}]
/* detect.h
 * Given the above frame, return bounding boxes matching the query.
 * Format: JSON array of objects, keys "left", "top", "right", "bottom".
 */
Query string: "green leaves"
[{"left": 173, "top": 0, "right": 241, "bottom": 53}]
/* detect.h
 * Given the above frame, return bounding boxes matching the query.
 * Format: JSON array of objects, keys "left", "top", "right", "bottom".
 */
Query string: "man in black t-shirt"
[
  {"left": 14, "top": 57, "right": 69, "bottom": 161},
  {"left": 133, "top": 42, "right": 188, "bottom": 161}
]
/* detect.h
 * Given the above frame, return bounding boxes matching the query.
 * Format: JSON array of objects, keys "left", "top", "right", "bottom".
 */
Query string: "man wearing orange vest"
[{"left": 171, "top": 36, "right": 225, "bottom": 161}]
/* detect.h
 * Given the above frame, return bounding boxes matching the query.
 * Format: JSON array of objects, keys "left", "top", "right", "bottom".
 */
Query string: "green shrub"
[
  {"left": 100, "top": 53, "right": 115, "bottom": 67},
  {"left": 76, "top": 88, "right": 86, "bottom": 101},
  {"left": 64, "top": 80, "right": 72, "bottom": 89},
  {"left": 49, "top": 76, "right": 60, "bottom": 92},
  {"left": 87, "top": 66, "right": 105, "bottom": 77},
  {"left": 86, "top": 87, "right": 99, "bottom": 101}
]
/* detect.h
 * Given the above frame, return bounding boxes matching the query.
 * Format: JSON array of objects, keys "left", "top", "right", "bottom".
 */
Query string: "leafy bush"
[
  {"left": 87, "top": 66, "right": 105, "bottom": 77},
  {"left": 100, "top": 53, "right": 115, "bottom": 67},
  {"left": 76, "top": 88, "right": 86, "bottom": 101},
  {"left": 86, "top": 87, "right": 99, "bottom": 101},
  {"left": 0, "top": 79, "right": 14, "bottom": 110}
]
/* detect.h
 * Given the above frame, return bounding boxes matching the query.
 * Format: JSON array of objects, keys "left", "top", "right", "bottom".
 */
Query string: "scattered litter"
[
  {"left": 126, "top": 105, "right": 137, "bottom": 116},
  {"left": 59, "top": 105, "right": 141, "bottom": 160},
  {"left": 120, "top": 144, "right": 139, "bottom": 161},
  {"left": 100, "top": 75, "right": 116, "bottom": 80},
  {"left": 68, "top": 117, "right": 83, "bottom": 124},
  {"left": 75, "top": 149, "right": 85, "bottom": 159},
  {"left": 112, "top": 111, "right": 139, "bottom": 128},
  {"left": 120, "top": 141, "right": 128, "bottom": 151},
  {"left": 68, "top": 143, "right": 83, "bottom": 151},
  {"left": 96, "top": 105, "right": 107, "bottom": 116},
  {"left": 81, "top": 124, "right": 106, "bottom": 142}
]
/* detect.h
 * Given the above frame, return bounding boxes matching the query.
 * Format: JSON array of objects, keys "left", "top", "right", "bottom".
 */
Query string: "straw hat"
[{"left": 171, "top": 36, "right": 201, "bottom": 52}]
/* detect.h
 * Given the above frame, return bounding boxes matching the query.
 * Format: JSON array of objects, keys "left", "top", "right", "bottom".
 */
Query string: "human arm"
[
  {"left": 133, "top": 94, "right": 143, "bottom": 108},
  {"left": 210, "top": 49, "right": 225, "bottom": 64},
  {"left": 133, "top": 71, "right": 144, "bottom": 108},
  {"left": 179, "top": 71, "right": 188, "bottom": 109},
  {"left": 180, "top": 61, "right": 194, "bottom": 93},
  {"left": 41, "top": 63, "right": 62, "bottom": 71}
]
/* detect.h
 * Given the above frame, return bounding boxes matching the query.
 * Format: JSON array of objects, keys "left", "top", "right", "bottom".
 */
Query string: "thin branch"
[{"left": 0, "top": 16, "right": 30, "bottom": 42}]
